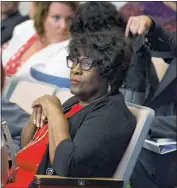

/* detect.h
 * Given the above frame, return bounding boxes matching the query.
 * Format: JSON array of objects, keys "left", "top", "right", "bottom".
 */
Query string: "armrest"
[{"left": 30, "top": 175, "right": 123, "bottom": 188}]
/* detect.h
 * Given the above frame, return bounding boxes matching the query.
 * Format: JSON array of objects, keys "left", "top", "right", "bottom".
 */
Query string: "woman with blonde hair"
[{"left": 2, "top": 2, "right": 78, "bottom": 81}]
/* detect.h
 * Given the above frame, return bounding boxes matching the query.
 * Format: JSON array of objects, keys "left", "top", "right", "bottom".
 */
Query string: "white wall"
[
  {"left": 18, "top": 2, "right": 31, "bottom": 16},
  {"left": 18, "top": 1, "right": 127, "bottom": 16},
  {"left": 111, "top": 2, "right": 127, "bottom": 9}
]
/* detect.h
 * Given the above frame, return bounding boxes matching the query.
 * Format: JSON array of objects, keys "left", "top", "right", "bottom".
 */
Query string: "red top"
[
  {"left": 4, "top": 33, "right": 37, "bottom": 76},
  {"left": 5, "top": 104, "right": 83, "bottom": 188}
]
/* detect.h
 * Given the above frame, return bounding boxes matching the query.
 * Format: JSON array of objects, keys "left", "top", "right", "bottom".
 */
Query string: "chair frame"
[{"left": 113, "top": 102, "right": 155, "bottom": 187}]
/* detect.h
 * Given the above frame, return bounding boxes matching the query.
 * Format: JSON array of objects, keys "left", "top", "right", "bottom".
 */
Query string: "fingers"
[
  {"left": 32, "top": 107, "right": 38, "bottom": 126},
  {"left": 125, "top": 17, "right": 139, "bottom": 37},
  {"left": 130, "top": 22, "right": 139, "bottom": 36},
  {"left": 125, "top": 17, "right": 132, "bottom": 37},
  {"left": 32, "top": 106, "right": 46, "bottom": 128},
  {"left": 36, "top": 106, "right": 42, "bottom": 128},
  {"left": 138, "top": 23, "right": 148, "bottom": 35},
  {"left": 40, "top": 109, "right": 47, "bottom": 128},
  {"left": 125, "top": 16, "right": 152, "bottom": 37}
]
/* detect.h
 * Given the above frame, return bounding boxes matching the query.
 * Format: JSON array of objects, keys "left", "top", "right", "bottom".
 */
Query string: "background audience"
[
  {"left": 1, "top": 2, "right": 29, "bottom": 45},
  {"left": 2, "top": 2, "right": 78, "bottom": 82}
]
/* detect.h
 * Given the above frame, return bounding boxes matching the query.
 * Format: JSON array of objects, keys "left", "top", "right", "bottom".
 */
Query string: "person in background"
[
  {"left": 120, "top": 2, "right": 177, "bottom": 32},
  {"left": 2, "top": 2, "right": 78, "bottom": 82},
  {"left": 4, "top": 2, "right": 38, "bottom": 46},
  {"left": 1, "top": 61, "right": 30, "bottom": 154},
  {"left": 125, "top": 15, "right": 177, "bottom": 188},
  {"left": 5, "top": 28, "right": 136, "bottom": 188},
  {"left": 1, "top": 2, "right": 29, "bottom": 45}
]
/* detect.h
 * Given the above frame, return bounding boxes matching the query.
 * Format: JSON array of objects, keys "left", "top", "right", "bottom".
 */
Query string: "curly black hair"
[
  {"left": 70, "top": 2, "right": 126, "bottom": 35},
  {"left": 68, "top": 28, "right": 133, "bottom": 92}
]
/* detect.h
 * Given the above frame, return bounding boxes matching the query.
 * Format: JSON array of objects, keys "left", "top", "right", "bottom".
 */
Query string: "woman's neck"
[
  {"left": 79, "top": 92, "right": 108, "bottom": 107},
  {"left": 39, "top": 34, "right": 69, "bottom": 47}
]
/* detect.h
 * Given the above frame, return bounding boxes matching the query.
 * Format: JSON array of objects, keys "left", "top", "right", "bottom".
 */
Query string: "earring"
[{"left": 107, "top": 84, "right": 111, "bottom": 94}]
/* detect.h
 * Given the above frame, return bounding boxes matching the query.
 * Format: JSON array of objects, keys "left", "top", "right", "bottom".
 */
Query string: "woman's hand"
[
  {"left": 32, "top": 106, "right": 47, "bottom": 128},
  {"left": 32, "top": 95, "right": 62, "bottom": 128},
  {"left": 125, "top": 15, "right": 153, "bottom": 37}
]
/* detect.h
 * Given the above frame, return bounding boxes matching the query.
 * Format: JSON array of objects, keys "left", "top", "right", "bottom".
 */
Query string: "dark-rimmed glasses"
[{"left": 66, "top": 56, "right": 95, "bottom": 71}]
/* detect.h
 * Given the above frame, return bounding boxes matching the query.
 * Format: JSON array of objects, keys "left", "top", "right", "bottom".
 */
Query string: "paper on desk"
[{"left": 143, "top": 139, "right": 177, "bottom": 154}]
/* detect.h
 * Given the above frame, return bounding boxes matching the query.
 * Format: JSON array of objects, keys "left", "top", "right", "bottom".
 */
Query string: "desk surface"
[{"left": 31, "top": 175, "right": 124, "bottom": 188}]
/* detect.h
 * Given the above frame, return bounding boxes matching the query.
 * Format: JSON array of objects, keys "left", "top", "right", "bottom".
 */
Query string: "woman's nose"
[
  {"left": 59, "top": 18, "right": 68, "bottom": 30},
  {"left": 71, "top": 63, "right": 82, "bottom": 75}
]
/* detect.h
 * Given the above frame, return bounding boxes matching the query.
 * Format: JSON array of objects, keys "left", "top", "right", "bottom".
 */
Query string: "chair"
[
  {"left": 113, "top": 102, "right": 155, "bottom": 187},
  {"left": 1, "top": 120, "right": 16, "bottom": 187},
  {"left": 31, "top": 103, "right": 154, "bottom": 188},
  {"left": 119, "top": 87, "right": 145, "bottom": 105}
]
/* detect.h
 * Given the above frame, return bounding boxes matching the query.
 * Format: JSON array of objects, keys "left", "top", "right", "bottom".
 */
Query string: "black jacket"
[
  {"left": 36, "top": 93, "right": 136, "bottom": 177},
  {"left": 128, "top": 19, "right": 177, "bottom": 188},
  {"left": 124, "top": 19, "right": 176, "bottom": 139},
  {"left": 1, "top": 11, "right": 29, "bottom": 45}
]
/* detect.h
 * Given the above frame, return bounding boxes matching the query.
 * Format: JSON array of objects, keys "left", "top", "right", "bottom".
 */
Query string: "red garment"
[
  {"left": 5, "top": 104, "right": 82, "bottom": 188},
  {"left": 4, "top": 33, "right": 37, "bottom": 75}
]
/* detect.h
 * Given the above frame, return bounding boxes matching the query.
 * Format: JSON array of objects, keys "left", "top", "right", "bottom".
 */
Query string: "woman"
[
  {"left": 5, "top": 29, "right": 136, "bottom": 188},
  {"left": 2, "top": 2, "right": 78, "bottom": 80}
]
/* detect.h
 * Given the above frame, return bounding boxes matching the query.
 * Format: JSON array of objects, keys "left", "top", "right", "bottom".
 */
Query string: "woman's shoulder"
[
  {"left": 83, "top": 93, "right": 136, "bottom": 132},
  {"left": 104, "top": 93, "right": 128, "bottom": 108},
  {"left": 91, "top": 93, "right": 133, "bottom": 117}
]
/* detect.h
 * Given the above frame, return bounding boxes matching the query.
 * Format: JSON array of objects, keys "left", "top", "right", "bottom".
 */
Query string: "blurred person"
[
  {"left": 1, "top": 61, "right": 30, "bottom": 154},
  {"left": 1, "top": 2, "right": 29, "bottom": 45},
  {"left": 120, "top": 2, "right": 177, "bottom": 32},
  {"left": 125, "top": 15, "right": 177, "bottom": 188},
  {"left": 7, "top": 2, "right": 38, "bottom": 39},
  {"left": 5, "top": 28, "right": 136, "bottom": 188},
  {"left": 2, "top": 2, "right": 78, "bottom": 82}
]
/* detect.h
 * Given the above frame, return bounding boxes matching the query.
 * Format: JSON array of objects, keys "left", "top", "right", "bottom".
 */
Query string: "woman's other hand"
[
  {"left": 32, "top": 95, "right": 62, "bottom": 128},
  {"left": 125, "top": 15, "right": 153, "bottom": 37}
]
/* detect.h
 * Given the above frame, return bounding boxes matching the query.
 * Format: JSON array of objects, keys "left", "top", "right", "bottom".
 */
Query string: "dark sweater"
[
  {"left": 36, "top": 93, "right": 136, "bottom": 178},
  {"left": 1, "top": 11, "right": 29, "bottom": 45}
]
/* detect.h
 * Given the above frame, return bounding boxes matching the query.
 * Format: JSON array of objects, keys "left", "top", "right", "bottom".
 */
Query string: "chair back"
[
  {"left": 119, "top": 88, "right": 145, "bottom": 105},
  {"left": 1, "top": 120, "right": 16, "bottom": 186},
  {"left": 113, "top": 102, "right": 155, "bottom": 187}
]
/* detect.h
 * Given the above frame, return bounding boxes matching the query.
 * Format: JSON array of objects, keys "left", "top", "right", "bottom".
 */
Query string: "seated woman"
[
  {"left": 2, "top": 2, "right": 78, "bottom": 81},
  {"left": 5, "top": 28, "right": 136, "bottom": 188}
]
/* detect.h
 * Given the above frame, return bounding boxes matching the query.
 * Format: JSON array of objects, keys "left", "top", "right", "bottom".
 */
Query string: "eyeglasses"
[{"left": 66, "top": 56, "right": 95, "bottom": 71}]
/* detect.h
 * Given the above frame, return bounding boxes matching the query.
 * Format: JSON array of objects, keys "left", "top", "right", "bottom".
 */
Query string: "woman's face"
[
  {"left": 43, "top": 2, "right": 75, "bottom": 43},
  {"left": 69, "top": 56, "right": 108, "bottom": 102}
]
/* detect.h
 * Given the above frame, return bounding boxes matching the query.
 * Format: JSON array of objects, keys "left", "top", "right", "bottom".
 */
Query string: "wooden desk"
[{"left": 30, "top": 175, "right": 123, "bottom": 188}]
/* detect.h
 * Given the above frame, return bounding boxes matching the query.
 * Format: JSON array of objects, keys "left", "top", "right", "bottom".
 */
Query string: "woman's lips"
[{"left": 71, "top": 79, "right": 81, "bottom": 84}]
